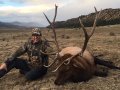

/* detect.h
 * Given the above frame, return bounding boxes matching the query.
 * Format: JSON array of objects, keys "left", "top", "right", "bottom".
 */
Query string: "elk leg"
[
  {"left": 94, "top": 67, "right": 108, "bottom": 77},
  {"left": 94, "top": 57, "right": 120, "bottom": 70}
]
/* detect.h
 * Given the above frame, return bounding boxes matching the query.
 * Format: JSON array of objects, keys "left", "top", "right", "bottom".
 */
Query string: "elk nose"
[{"left": 54, "top": 79, "right": 64, "bottom": 85}]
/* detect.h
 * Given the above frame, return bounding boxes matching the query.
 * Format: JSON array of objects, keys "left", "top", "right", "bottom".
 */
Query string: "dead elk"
[
  {"left": 53, "top": 47, "right": 96, "bottom": 85},
  {"left": 43, "top": 5, "right": 120, "bottom": 85}
]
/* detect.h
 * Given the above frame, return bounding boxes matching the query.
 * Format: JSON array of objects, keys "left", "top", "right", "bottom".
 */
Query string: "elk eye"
[{"left": 66, "top": 66, "right": 70, "bottom": 71}]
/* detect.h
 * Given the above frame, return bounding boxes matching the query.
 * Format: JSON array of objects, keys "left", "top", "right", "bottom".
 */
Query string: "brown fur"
[{"left": 54, "top": 47, "right": 96, "bottom": 85}]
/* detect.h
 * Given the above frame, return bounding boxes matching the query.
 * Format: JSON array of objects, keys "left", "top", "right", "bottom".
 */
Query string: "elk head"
[{"left": 43, "top": 5, "right": 101, "bottom": 85}]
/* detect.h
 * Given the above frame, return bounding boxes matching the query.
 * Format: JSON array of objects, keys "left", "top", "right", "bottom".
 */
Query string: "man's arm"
[
  {"left": 0, "top": 42, "right": 28, "bottom": 71},
  {"left": 7, "top": 42, "right": 28, "bottom": 61},
  {"left": 42, "top": 40, "right": 54, "bottom": 53}
]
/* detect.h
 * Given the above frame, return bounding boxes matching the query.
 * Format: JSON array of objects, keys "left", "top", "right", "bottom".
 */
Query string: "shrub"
[{"left": 109, "top": 32, "right": 115, "bottom": 36}]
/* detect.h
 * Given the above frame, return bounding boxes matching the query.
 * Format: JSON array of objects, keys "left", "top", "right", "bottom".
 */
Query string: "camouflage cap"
[{"left": 32, "top": 28, "right": 42, "bottom": 36}]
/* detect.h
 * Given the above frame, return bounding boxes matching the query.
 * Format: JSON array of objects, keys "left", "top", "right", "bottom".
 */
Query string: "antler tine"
[
  {"left": 44, "top": 56, "right": 58, "bottom": 67},
  {"left": 52, "top": 55, "right": 77, "bottom": 72},
  {"left": 89, "top": 7, "right": 101, "bottom": 38},
  {"left": 43, "top": 5, "right": 60, "bottom": 53},
  {"left": 40, "top": 50, "right": 56, "bottom": 55},
  {"left": 52, "top": 5, "right": 60, "bottom": 52},
  {"left": 94, "top": 6, "right": 97, "bottom": 12},
  {"left": 53, "top": 5, "right": 58, "bottom": 23},
  {"left": 79, "top": 18, "right": 88, "bottom": 38},
  {"left": 52, "top": 58, "right": 70, "bottom": 72},
  {"left": 79, "top": 7, "right": 101, "bottom": 56},
  {"left": 79, "top": 18, "right": 89, "bottom": 56},
  {"left": 43, "top": 13, "right": 52, "bottom": 25}
]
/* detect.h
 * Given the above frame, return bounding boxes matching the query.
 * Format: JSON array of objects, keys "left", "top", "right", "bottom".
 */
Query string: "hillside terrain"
[
  {"left": 0, "top": 22, "right": 20, "bottom": 28},
  {"left": 0, "top": 21, "right": 44, "bottom": 28},
  {"left": 48, "top": 8, "right": 120, "bottom": 28}
]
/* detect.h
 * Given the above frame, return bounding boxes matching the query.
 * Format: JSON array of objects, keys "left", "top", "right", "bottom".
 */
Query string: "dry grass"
[{"left": 0, "top": 25, "right": 120, "bottom": 90}]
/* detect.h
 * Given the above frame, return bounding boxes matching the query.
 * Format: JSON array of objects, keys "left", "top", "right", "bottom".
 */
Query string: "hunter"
[{"left": 0, "top": 28, "right": 52, "bottom": 80}]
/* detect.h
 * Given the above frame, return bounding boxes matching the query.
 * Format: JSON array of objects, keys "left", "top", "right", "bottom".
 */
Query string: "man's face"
[{"left": 31, "top": 34, "right": 41, "bottom": 44}]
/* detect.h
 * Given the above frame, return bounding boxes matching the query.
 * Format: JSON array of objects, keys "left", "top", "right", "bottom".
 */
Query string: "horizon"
[{"left": 0, "top": 0, "right": 120, "bottom": 27}]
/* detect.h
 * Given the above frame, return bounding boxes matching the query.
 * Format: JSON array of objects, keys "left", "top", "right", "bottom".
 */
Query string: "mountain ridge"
[
  {"left": 0, "top": 21, "right": 44, "bottom": 28},
  {"left": 47, "top": 8, "right": 120, "bottom": 28}
]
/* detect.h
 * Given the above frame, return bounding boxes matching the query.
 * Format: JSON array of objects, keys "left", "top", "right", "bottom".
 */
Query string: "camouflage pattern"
[
  {"left": 9, "top": 38, "right": 52, "bottom": 69},
  {"left": 32, "top": 28, "right": 42, "bottom": 36}
]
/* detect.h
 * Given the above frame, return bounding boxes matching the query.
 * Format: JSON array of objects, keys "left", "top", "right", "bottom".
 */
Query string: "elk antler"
[
  {"left": 40, "top": 50, "right": 56, "bottom": 55},
  {"left": 43, "top": 5, "right": 60, "bottom": 68},
  {"left": 79, "top": 7, "right": 101, "bottom": 56},
  {"left": 52, "top": 54, "right": 79, "bottom": 72},
  {"left": 51, "top": 7, "right": 102, "bottom": 72},
  {"left": 44, "top": 54, "right": 58, "bottom": 67},
  {"left": 43, "top": 5, "right": 60, "bottom": 53}
]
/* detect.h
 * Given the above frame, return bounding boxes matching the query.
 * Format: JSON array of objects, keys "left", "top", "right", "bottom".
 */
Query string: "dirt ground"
[{"left": 0, "top": 25, "right": 120, "bottom": 90}]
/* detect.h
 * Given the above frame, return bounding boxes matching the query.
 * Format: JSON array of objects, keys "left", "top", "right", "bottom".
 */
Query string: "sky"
[{"left": 0, "top": 0, "right": 120, "bottom": 26}]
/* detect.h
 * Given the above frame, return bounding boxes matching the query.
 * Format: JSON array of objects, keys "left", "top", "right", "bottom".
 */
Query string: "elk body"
[
  {"left": 54, "top": 47, "right": 96, "bottom": 85},
  {"left": 43, "top": 5, "right": 120, "bottom": 85}
]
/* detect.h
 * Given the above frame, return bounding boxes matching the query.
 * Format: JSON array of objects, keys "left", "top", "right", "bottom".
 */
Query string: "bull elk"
[{"left": 43, "top": 5, "right": 120, "bottom": 85}]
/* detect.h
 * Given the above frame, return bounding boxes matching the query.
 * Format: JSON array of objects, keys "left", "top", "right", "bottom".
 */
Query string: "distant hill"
[
  {"left": 47, "top": 8, "right": 120, "bottom": 28},
  {"left": 0, "top": 21, "right": 20, "bottom": 28},
  {"left": 0, "top": 21, "right": 44, "bottom": 28},
  {"left": 11, "top": 21, "right": 44, "bottom": 27}
]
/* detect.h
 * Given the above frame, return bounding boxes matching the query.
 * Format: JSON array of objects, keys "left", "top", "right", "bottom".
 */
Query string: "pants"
[{"left": 0, "top": 58, "right": 47, "bottom": 80}]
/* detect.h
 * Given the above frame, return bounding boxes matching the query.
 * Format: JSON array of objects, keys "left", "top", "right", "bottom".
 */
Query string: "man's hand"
[{"left": 0, "top": 63, "right": 7, "bottom": 71}]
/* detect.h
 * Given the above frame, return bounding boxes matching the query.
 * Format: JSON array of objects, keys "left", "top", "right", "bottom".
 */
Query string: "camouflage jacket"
[{"left": 8, "top": 38, "right": 52, "bottom": 69}]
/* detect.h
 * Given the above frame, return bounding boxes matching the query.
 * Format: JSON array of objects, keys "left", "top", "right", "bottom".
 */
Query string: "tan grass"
[{"left": 0, "top": 24, "right": 120, "bottom": 90}]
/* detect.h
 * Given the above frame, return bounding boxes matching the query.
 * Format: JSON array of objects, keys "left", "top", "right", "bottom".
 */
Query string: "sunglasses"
[{"left": 32, "top": 34, "right": 40, "bottom": 36}]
